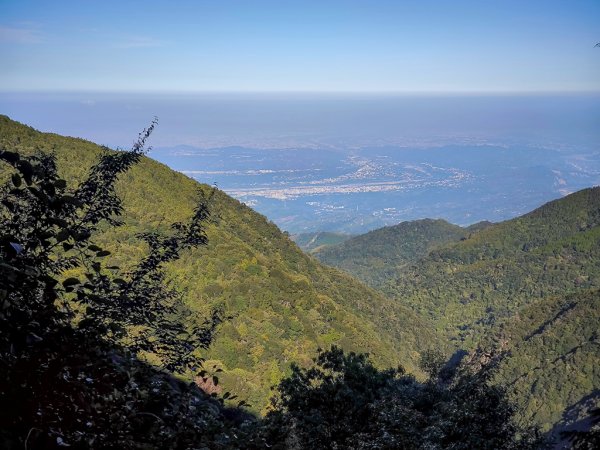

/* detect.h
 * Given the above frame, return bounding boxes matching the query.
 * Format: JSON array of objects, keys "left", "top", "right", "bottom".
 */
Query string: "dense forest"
[
  {"left": 0, "top": 115, "right": 438, "bottom": 411},
  {"left": 1, "top": 115, "right": 599, "bottom": 448},
  {"left": 313, "top": 219, "right": 470, "bottom": 289},
  {"left": 313, "top": 191, "right": 600, "bottom": 434}
]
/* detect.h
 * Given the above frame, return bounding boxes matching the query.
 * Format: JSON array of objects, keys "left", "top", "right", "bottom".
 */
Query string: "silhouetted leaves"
[
  {"left": 255, "top": 346, "right": 542, "bottom": 450},
  {"left": 0, "top": 122, "right": 242, "bottom": 449}
]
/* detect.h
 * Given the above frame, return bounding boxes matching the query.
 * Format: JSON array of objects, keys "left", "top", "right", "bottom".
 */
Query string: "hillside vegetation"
[
  {"left": 3, "top": 115, "right": 598, "bottom": 440},
  {"left": 314, "top": 218, "right": 468, "bottom": 289},
  {"left": 388, "top": 187, "right": 600, "bottom": 344},
  {"left": 314, "top": 189, "right": 600, "bottom": 432},
  {"left": 0, "top": 115, "right": 437, "bottom": 412},
  {"left": 493, "top": 289, "right": 600, "bottom": 433},
  {"left": 315, "top": 187, "right": 600, "bottom": 344}
]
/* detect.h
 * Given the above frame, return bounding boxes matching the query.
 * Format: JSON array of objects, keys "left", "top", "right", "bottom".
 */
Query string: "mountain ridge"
[
  {"left": 0, "top": 114, "right": 437, "bottom": 412},
  {"left": 311, "top": 187, "right": 600, "bottom": 431},
  {"left": 2, "top": 114, "right": 598, "bottom": 433},
  {"left": 313, "top": 218, "right": 469, "bottom": 289}
]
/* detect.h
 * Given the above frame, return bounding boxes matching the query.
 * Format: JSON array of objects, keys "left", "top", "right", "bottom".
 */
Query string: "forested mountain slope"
[
  {"left": 0, "top": 115, "right": 437, "bottom": 412},
  {"left": 388, "top": 187, "right": 600, "bottom": 345},
  {"left": 313, "top": 188, "right": 600, "bottom": 349},
  {"left": 314, "top": 218, "right": 468, "bottom": 289},
  {"left": 492, "top": 289, "right": 600, "bottom": 433},
  {"left": 311, "top": 186, "right": 600, "bottom": 432}
]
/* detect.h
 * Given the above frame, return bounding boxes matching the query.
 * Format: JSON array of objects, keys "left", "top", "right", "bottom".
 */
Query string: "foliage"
[
  {"left": 0, "top": 125, "right": 248, "bottom": 448},
  {"left": 419, "top": 348, "right": 447, "bottom": 379},
  {"left": 387, "top": 190, "right": 600, "bottom": 432},
  {"left": 314, "top": 218, "right": 467, "bottom": 289},
  {"left": 0, "top": 118, "right": 217, "bottom": 372},
  {"left": 387, "top": 187, "right": 600, "bottom": 344},
  {"left": 0, "top": 115, "right": 438, "bottom": 411},
  {"left": 314, "top": 184, "right": 600, "bottom": 432},
  {"left": 252, "top": 347, "right": 542, "bottom": 449},
  {"left": 491, "top": 289, "right": 600, "bottom": 433},
  {"left": 4, "top": 114, "right": 593, "bottom": 448}
]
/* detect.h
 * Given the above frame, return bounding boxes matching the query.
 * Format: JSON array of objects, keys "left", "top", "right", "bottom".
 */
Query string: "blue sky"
[{"left": 1, "top": 0, "right": 599, "bottom": 92}]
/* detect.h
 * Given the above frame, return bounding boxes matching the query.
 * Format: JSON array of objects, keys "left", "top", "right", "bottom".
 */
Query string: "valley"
[
  {"left": 1, "top": 115, "right": 598, "bottom": 446},
  {"left": 2, "top": 1, "right": 598, "bottom": 447},
  {"left": 311, "top": 190, "right": 600, "bottom": 432},
  {"left": 151, "top": 143, "right": 600, "bottom": 234},
  {"left": 0, "top": 115, "right": 437, "bottom": 412}
]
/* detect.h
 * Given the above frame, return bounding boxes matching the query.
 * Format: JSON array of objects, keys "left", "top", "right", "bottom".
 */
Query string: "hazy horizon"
[
  {"left": 2, "top": 0, "right": 598, "bottom": 232},
  {"left": 2, "top": 91, "right": 598, "bottom": 150},
  {"left": 2, "top": 91, "right": 598, "bottom": 233}
]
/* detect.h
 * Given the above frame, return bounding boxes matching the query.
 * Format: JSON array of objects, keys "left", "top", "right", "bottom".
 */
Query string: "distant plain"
[{"left": 2, "top": 92, "right": 598, "bottom": 233}]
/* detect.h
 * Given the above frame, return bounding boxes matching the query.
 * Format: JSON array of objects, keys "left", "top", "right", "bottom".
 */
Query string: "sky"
[{"left": 1, "top": 0, "right": 599, "bottom": 93}]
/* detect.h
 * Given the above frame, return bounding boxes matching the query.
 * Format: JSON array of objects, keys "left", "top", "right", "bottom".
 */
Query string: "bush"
[
  {"left": 0, "top": 124, "right": 250, "bottom": 449},
  {"left": 252, "top": 346, "right": 542, "bottom": 449}
]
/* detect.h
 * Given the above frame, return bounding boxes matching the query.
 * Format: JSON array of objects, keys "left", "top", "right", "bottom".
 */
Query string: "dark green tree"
[
  {"left": 0, "top": 123, "right": 247, "bottom": 449},
  {"left": 419, "top": 348, "right": 446, "bottom": 379},
  {"left": 253, "top": 346, "right": 542, "bottom": 450},
  {"left": 256, "top": 346, "right": 403, "bottom": 449}
]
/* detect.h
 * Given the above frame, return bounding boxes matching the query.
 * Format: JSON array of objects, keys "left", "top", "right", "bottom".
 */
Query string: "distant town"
[{"left": 152, "top": 141, "right": 600, "bottom": 233}]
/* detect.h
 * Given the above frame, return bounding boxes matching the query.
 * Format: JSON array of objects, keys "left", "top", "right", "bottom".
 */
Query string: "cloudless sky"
[{"left": 1, "top": 0, "right": 599, "bottom": 92}]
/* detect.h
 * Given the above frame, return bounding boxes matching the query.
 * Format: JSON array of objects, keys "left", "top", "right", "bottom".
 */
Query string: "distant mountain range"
[{"left": 313, "top": 218, "right": 471, "bottom": 288}]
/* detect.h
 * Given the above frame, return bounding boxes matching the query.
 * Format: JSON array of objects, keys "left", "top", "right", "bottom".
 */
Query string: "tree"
[
  {"left": 253, "top": 346, "right": 542, "bottom": 449},
  {"left": 256, "top": 346, "right": 403, "bottom": 449},
  {"left": 0, "top": 122, "right": 246, "bottom": 449}
]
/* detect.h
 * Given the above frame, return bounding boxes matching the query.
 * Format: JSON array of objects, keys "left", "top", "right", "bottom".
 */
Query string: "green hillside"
[
  {"left": 385, "top": 187, "right": 600, "bottom": 344},
  {"left": 314, "top": 218, "right": 468, "bottom": 289},
  {"left": 0, "top": 115, "right": 437, "bottom": 412},
  {"left": 4, "top": 114, "right": 597, "bottom": 436},
  {"left": 492, "top": 289, "right": 600, "bottom": 433},
  {"left": 313, "top": 188, "right": 600, "bottom": 432}
]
